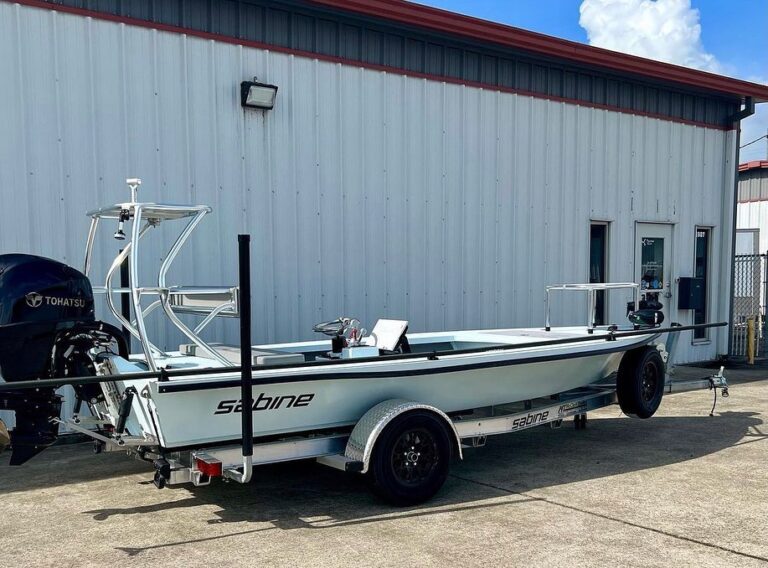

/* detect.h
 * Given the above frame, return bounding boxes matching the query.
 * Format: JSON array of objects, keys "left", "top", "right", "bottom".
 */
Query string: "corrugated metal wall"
[
  {"left": 737, "top": 170, "right": 768, "bottom": 253},
  {"left": 35, "top": 0, "right": 740, "bottom": 129},
  {"left": 0, "top": 4, "right": 737, "bottom": 427},
  {"left": 738, "top": 169, "right": 768, "bottom": 202}
]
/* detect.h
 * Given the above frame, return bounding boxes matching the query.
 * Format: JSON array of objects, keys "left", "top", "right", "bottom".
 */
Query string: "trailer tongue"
[{"left": 0, "top": 178, "right": 730, "bottom": 504}]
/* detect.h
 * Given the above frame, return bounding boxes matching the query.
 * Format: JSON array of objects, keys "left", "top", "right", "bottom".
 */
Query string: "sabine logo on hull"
[
  {"left": 215, "top": 392, "right": 315, "bottom": 415},
  {"left": 25, "top": 292, "right": 87, "bottom": 309}
]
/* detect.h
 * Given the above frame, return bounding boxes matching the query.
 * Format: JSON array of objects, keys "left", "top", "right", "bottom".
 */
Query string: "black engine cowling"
[
  {"left": 0, "top": 254, "right": 125, "bottom": 465},
  {"left": 0, "top": 254, "right": 95, "bottom": 381}
]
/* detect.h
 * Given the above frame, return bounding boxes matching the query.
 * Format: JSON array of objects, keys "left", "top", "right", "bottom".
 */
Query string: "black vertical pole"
[
  {"left": 119, "top": 249, "right": 132, "bottom": 351},
  {"left": 238, "top": 234, "right": 253, "bottom": 458}
]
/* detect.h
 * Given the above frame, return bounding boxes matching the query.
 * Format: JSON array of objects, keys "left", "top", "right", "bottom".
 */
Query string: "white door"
[{"left": 635, "top": 223, "right": 674, "bottom": 323}]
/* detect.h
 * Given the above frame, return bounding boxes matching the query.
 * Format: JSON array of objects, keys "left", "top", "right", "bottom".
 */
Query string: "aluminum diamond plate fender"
[{"left": 345, "top": 399, "right": 463, "bottom": 474}]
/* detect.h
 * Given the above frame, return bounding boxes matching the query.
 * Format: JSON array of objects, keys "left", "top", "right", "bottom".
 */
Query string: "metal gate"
[{"left": 731, "top": 253, "right": 767, "bottom": 358}]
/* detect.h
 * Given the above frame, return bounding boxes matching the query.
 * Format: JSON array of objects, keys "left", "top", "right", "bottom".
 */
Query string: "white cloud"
[{"left": 578, "top": 0, "right": 721, "bottom": 73}]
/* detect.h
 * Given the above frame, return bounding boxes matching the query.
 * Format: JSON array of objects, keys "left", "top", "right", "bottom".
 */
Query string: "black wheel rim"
[
  {"left": 390, "top": 428, "right": 439, "bottom": 486},
  {"left": 641, "top": 360, "right": 659, "bottom": 402}
]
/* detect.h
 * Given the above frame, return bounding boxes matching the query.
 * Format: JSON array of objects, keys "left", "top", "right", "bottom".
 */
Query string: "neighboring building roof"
[
  {"left": 310, "top": 0, "right": 768, "bottom": 103},
  {"left": 739, "top": 161, "right": 768, "bottom": 173}
]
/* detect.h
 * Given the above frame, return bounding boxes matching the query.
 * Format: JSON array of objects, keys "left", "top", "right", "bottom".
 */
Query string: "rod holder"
[
  {"left": 224, "top": 234, "right": 255, "bottom": 484},
  {"left": 126, "top": 178, "right": 141, "bottom": 203},
  {"left": 238, "top": 234, "right": 254, "bottom": 460}
]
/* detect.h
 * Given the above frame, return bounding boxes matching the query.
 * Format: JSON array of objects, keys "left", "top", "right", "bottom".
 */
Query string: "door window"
[
  {"left": 694, "top": 228, "right": 710, "bottom": 340},
  {"left": 640, "top": 237, "right": 665, "bottom": 291},
  {"left": 589, "top": 223, "right": 608, "bottom": 325}
]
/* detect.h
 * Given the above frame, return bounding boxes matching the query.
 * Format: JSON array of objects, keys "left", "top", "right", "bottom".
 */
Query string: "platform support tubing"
[
  {"left": 228, "top": 233, "right": 254, "bottom": 483},
  {"left": 587, "top": 289, "right": 596, "bottom": 333},
  {"left": 119, "top": 249, "right": 132, "bottom": 351},
  {"left": 129, "top": 207, "right": 157, "bottom": 371}
]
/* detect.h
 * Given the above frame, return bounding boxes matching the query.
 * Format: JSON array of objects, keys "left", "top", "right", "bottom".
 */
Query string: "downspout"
[{"left": 726, "top": 97, "right": 755, "bottom": 357}]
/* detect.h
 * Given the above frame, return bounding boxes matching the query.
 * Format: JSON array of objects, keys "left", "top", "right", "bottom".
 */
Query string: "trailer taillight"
[{"left": 195, "top": 454, "right": 223, "bottom": 477}]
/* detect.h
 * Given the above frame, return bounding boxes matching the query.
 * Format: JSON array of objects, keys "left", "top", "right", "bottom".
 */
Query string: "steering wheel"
[{"left": 312, "top": 318, "right": 349, "bottom": 337}]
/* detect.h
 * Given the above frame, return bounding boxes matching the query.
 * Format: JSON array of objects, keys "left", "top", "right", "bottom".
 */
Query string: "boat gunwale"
[
  {"left": 0, "top": 322, "right": 725, "bottom": 394},
  {"left": 155, "top": 333, "right": 660, "bottom": 393},
  {"left": 162, "top": 323, "right": 714, "bottom": 381}
]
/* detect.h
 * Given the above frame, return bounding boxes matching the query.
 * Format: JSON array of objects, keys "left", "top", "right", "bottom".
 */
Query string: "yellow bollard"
[
  {"left": 0, "top": 419, "right": 8, "bottom": 454},
  {"left": 747, "top": 317, "right": 755, "bottom": 365}
]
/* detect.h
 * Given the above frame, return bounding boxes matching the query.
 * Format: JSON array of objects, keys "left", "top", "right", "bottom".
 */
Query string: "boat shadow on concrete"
[{"left": 70, "top": 411, "right": 766, "bottom": 556}]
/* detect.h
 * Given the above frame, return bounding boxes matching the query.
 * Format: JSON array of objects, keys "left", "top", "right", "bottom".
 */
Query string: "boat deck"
[{"left": 121, "top": 325, "right": 652, "bottom": 379}]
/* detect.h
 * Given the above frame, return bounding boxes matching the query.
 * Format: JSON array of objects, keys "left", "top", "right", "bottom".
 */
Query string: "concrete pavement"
[{"left": 0, "top": 367, "right": 766, "bottom": 567}]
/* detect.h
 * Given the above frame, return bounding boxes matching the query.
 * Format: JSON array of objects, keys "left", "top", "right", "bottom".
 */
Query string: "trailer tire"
[
  {"left": 368, "top": 410, "right": 452, "bottom": 506},
  {"left": 617, "top": 347, "right": 665, "bottom": 419}
]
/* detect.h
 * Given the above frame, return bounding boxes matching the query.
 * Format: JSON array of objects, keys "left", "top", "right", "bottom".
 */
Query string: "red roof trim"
[
  {"left": 309, "top": 0, "right": 768, "bottom": 102},
  {"left": 1, "top": 0, "right": 733, "bottom": 130},
  {"left": 739, "top": 161, "right": 768, "bottom": 172}
]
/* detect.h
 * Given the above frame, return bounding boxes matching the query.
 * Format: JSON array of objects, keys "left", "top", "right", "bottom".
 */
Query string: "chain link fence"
[{"left": 731, "top": 254, "right": 767, "bottom": 358}]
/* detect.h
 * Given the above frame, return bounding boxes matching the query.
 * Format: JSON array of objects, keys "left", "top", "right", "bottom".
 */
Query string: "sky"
[{"left": 417, "top": 0, "right": 768, "bottom": 162}]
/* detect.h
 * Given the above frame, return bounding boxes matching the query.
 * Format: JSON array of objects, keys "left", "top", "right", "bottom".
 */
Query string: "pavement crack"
[{"left": 449, "top": 473, "right": 768, "bottom": 564}]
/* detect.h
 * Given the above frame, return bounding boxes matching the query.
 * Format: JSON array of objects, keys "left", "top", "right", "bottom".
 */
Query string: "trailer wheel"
[
  {"left": 368, "top": 410, "right": 452, "bottom": 506},
  {"left": 617, "top": 347, "right": 665, "bottom": 419}
]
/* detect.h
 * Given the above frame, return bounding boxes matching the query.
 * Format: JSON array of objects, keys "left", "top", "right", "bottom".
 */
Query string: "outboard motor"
[
  {"left": 0, "top": 254, "right": 126, "bottom": 465},
  {"left": 626, "top": 298, "right": 665, "bottom": 328}
]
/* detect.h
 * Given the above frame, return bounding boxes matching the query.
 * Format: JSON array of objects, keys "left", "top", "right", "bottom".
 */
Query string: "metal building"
[
  {"left": 734, "top": 161, "right": 768, "bottom": 358},
  {"left": 1, "top": 0, "right": 767, "bottom": 403},
  {"left": 737, "top": 161, "right": 768, "bottom": 253}
]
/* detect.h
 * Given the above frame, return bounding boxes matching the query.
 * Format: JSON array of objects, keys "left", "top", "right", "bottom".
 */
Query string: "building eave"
[
  {"left": 739, "top": 161, "right": 768, "bottom": 173},
  {"left": 309, "top": 0, "right": 768, "bottom": 102}
]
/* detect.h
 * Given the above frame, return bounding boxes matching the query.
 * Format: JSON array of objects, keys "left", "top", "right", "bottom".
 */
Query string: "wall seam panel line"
[
  {"left": 14, "top": 5, "right": 32, "bottom": 252},
  {"left": 265, "top": 51, "right": 277, "bottom": 344},
  {"left": 52, "top": 11, "right": 68, "bottom": 263},
  {"left": 338, "top": 62, "right": 346, "bottom": 318},
  {"left": 493, "top": 92, "right": 500, "bottom": 327},
  {"left": 290, "top": 53, "right": 299, "bottom": 339},
  {"left": 402, "top": 73, "right": 409, "bottom": 323},
  {"left": 86, "top": 16, "right": 99, "bottom": 271}
]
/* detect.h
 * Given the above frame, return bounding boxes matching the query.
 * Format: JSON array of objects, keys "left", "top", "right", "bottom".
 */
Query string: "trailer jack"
[
  {"left": 153, "top": 458, "right": 171, "bottom": 489},
  {"left": 708, "top": 367, "right": 729, "bottom": 416}
]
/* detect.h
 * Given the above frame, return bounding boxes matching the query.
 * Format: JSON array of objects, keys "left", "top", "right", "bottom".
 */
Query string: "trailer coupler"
[{"left": 665, "top": 366, "right": 728, "bottom": 416}]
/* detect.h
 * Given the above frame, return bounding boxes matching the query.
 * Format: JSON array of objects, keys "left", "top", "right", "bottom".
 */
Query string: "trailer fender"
[{"left": 345, "top": 399, "right": 462, "bottom": 474}]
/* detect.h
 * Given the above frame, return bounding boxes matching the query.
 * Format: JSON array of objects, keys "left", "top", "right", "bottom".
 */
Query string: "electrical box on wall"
[{"left": 677, "top": 277, "right": 705, "bottom": 310}]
